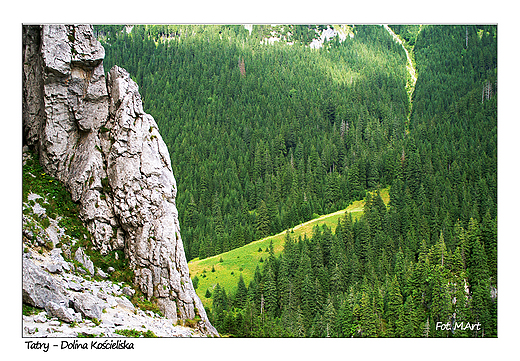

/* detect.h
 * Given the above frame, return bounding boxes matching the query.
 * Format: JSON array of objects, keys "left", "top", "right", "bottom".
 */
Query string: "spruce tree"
[
  {"left": 468, "top": 238, "right": 489, "bottom": 292},
  {"left": 402, "top": 295, "right": 421, "bottom": 337},
  {"left": 235, "top": 274, "right": 248, "bottom": 309},
  {"left": 429, "top": 265, "right": 452, "bottom": 337},
  {"left": 470, "top": 278, "right": 493, "bottom": 337},
  {"left": 301, "top": 274, "right": 315, "bottom": 334},
  {"left": 386, "top": 275, "right": 404, "bottom": 337},
  {"left": 359, "top": 291, "right": 378, "bottom": 337},
  {"left": 256, "top": 200, "right": 271, "bottom": 238},
  {"left": 263, "top": 267, "right": 278, "bottom": 317},
  {"left": 480, "top": 212, "right": 497, "bottom": 283}
]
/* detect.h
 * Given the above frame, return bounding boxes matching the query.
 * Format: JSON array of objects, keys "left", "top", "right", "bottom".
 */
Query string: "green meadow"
[{"left": 189, "top": 187, "right": 390, "bottom": 309}]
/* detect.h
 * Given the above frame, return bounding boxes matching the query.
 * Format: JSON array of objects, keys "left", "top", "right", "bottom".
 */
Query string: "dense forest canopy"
[
  {"left": 95, "top": 24, "right": 497, "bottom": 337},
  {"left": 98, "top": 24, "right": 410, "bottom": 261}
]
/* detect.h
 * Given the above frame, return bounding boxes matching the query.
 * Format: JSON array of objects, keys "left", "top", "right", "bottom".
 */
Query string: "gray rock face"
[
  {"left": 45, "top": 264, "right": 63, "bottom": 274},
  {"left": 71, "top": 292, "right": 105, "bottom": 320},
  {"left": 22, "top": 246, "right": 209, "bottom": 337},
  {"left": 23, "top": 24, "right": 114, "bottom": 254},
  {"left": 22, "top": 24, "right": 217, "bottom": 336},
  {"left": 75, "top": 247, "right": 95, "bottom": 275},
  {"left": 115, "top": 296, "right": 135, "bottom": 312},
  {"left": 68, "top": 280, "right": 83, "bottom": 292},
  {"left": 22, "top": 258, "right": 69, "bottom": 309},
  {"left": 105, "top": 66, "right": 214, "bottom": 332},
  {"left": 45, "top": 301, "right": 77, "bottom": 323}
]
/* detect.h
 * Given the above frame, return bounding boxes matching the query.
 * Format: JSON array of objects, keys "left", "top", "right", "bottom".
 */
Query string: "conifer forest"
[{"left": 95, "top": 24, "right": 497, "bottom": 337}]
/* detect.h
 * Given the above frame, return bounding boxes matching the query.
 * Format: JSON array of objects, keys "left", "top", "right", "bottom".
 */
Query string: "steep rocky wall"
[{"left": 22, "top": 24, "right": 217, "bottom": 336}]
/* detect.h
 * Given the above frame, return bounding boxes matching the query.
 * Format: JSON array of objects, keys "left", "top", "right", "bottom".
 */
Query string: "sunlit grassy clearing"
[{"left": 189, "top": 187, "right": 389, "bottom": 309}]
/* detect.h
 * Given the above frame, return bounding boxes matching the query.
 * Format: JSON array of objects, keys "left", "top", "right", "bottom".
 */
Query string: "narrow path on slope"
[
  {"left": 383, "top": 25, "right": 417, "bottom": 97},
  {"left": 383, "top": 24, "right": 421, "bottom": 130}
]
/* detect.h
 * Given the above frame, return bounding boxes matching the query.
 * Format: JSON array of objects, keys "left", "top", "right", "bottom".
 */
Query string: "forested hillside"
[
  {"left": 95, "top": 24, "right": 497, "bottom": 337},
  {"left": 97, "top": 24, "right": 410, "bottom": 261}
]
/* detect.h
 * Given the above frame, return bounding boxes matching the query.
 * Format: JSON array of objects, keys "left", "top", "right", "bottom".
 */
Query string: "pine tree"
[
  {"left": 470, "top": 278, "right": 492, "bottom": 337},
  {"left": 324, "top": 296, "right": 339, "bottom": 337},
  {"left": 468, "top": 237, "right": 489, "bottom": 292},
  {"left": 211, "top": 283, "right": 229, "bottom": 328},
  {"left": 279, "top": 279, "right": 299, "bottom": 334},
  {"left": 338, "top": 298, "right": 354, "bottom": 337},
  {"left": 409, "top": 240, "right": 430, "bottom": 313},
  {"left": 429, "top": 264, "right": 452, "bottom": 337},
  {"left": 402, "top": 295, "right": 421, "bottom": 337},
  {"left": 295, "top": 306, "right": 306, "bottom": 337},
  {"left": 480, "top": 212, "right": 497, "bottom": 283},
  {"left": 347, "top": 162, "right": 364, "bottom": 200},
  {"left": 330, "top": 263, "right": 343, "bottom": 295},
  {"left": 300, "top": 274, "right": 315, "bottom": 334}
]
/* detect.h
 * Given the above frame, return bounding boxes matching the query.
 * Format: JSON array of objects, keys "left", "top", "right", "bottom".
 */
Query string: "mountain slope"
[
  {"left": 189, "top": 187, "right": 389, "bottom": 309},
  {"left": 27, "top": 24, "right": 498, "bottom": 338},
  {"left": 181, "top": 25, "right": 497, "bottom": 338},
  {"left": 97, "top": 24, "right": 410, "bottom": 262}
]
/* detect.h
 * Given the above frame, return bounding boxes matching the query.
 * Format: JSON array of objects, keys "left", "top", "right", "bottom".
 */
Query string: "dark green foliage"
[
  {"left": 93, "top": 24, "right": 496, "bottom": 337},
  {"left": 97, "top": 24, "right": 409, "bottom": 261},
  {"left": 211, "top": 212, "right": 496, "bottom": 337},
  {"left": 234, "top": 275, "right": 248, "bottom": 309},
  {"left": 389, "top": 24, "right": 422, "bottom": 48},
  {"left": 386, "top": 276, "right": 404, "bottom": 337}
]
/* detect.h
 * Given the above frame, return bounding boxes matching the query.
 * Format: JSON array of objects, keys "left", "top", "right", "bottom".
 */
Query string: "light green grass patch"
[{"left": 189, "top": 186, "right": 390, "bottom": 309}]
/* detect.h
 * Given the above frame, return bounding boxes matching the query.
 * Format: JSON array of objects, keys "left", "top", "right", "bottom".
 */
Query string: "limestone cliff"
[{"left": 22, "top": 24, "right": 217, "bottom": 336}]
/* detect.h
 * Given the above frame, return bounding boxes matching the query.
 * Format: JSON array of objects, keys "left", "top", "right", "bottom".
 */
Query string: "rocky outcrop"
[
  {"left": 74, "top": 247, "right": 95, "bottom": 275},
  {"left": 23, "top": 24, "right": 113, "bottom": 253},
  {"left": 22, "top": 24, "right": 217, "bottom": 336},
  {"left": 22, "top": 246, "right": 206, "bottom": 337},
  {"left": 22, "top": 257, "right": 70, "bottom": 309}
]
